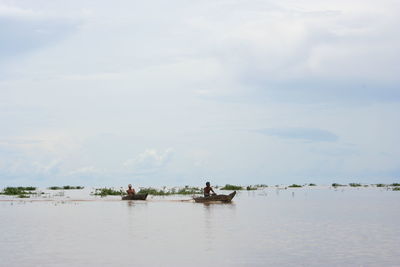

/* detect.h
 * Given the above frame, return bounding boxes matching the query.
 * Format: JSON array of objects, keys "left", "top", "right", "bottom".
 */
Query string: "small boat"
[
  {"left": 121, "top": 193, "right": 148, "bottom": 200},
  {"left": 193, "top": 191, "right": 236, "bottom": 203}
]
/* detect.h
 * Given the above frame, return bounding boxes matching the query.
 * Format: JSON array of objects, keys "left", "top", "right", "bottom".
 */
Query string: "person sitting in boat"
[
  {"left": 204, "top": 182, "right": 216, "bottom": 197},
  {"left": 126, "top": 184, "right": 136, "bottom": 195}
]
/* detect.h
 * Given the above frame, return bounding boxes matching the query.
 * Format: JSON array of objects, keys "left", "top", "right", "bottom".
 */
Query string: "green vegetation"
[
  {"left": 332, "top": 183, "right": 345, "bottom": 187},
  {"left": 391, "top": 183, "right": 400, "bottom": 186},
  {"left": 376, "top": 184, "right": 386, "bottom": 187},
  {"left": 93, "top": 188, "right": 123, "bottom": 197},
  {"left": 22, "top": 186, "right": 36, "bottom": 191},
  {"left": 308, "top": 183, "right": 317, "bottom": 186},
  {"left": 349, "top": 183, "right": 362, "bottom": 187},
  {"left": 138, "top": 187, "right": 171, "bottom": 195},
  {"left": 246, "top": 184, "right": 268, "bottom": 189},
  {"left": 176, "top": 186, "right": 202, "bottom": 195},
  {"left": 246, "top": 186, "right": 257, "bottom": 190},
  {"left": 48, "top": 186, "right": 61, "bottom": 190},
  {"left": 1, "top": 187, "right": 36, "bottom": 195},
  {"left": 220, "top": 184, "right": 244, "bottom": 190},
  {"left": 254, "top": 184, "right": 268, "bottom": 188},
  {"left": 138, "top": 186, "right": 203, "bottom": 195},
  {"left": 0, "top": 187, "right": 37, "bottom": 198},
  {"left": 288, "top": 184, "right": 302, "bottom": 188},
  {"left": 392, "top": 187, "right": 400, "bottom": 191},
  {"left": 48, "top": 186, "right": 84, "bottom": 190}
]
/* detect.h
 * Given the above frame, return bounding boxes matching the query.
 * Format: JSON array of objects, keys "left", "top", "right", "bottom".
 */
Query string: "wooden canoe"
[
  {"left": 193, "top": 191, "right": 236, "bottom": 203},
  {"left": 121, "top": 193, "right": 148, "bottom": 200}
]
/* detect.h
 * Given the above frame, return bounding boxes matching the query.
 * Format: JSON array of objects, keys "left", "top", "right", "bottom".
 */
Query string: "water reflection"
[
  {"left": 202, "top": 204, "right": 213, "bottom": 247},
  {"left": 126, "top": 200, "right": 135, "bottom": 207},
  {"left": 202, "top": 202, "right": 237, "bottom": 253}
]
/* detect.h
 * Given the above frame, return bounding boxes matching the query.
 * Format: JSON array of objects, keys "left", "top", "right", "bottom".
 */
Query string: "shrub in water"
[
  {"left": 94, "top": 188, "right": 123, "bottom": 197},
  {"left": 254, "top": 184, "right": 268, "bottom": 188},
  {"left": 138, "top": 188, "right": 171, "bottom": 195},
  {"left": 63, "top": 186, "right": 84, "bottom": 190},
  {"left": 22, "top": 186, "right": 36, "bottom": 191},
  {"left": 246, "top": 186, "right": 257, "bottom": 190},
  {"left": 1, "top": 187, "right": 33, "bottom": 195},
  {"left": 48, "top": 186, "right": 62, "bottom": 190},
  {"left": 177, "top": 186, "right": 202, "bottom": 195},
  {"left": 220, "top": 184, "right": 244, "bottom": 190},
  {"left": 49, "top": 186, "right": 84, "bottom": 190}
]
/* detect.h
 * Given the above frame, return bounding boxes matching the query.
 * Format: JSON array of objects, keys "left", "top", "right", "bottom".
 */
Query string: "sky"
[{"left": 0, "top": 0, "right": 399, "bottom": 187}]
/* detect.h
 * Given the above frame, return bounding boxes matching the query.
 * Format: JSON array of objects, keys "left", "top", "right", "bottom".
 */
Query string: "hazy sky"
[{"left": 1, "top": 0, "right": 399, "bottom": 186}]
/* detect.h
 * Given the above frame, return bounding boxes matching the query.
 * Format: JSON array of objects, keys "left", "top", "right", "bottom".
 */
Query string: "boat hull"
[
  {"left": 193, "top": 191, "right": 236, "bottom": 203},
  {"left": 121, "top": 193, "right": 148, "bottom": 200}
]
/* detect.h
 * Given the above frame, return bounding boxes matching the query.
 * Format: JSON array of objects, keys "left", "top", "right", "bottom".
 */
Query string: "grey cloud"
[{"left": 243, "top": 79, "right": 400, "bottom": 104}]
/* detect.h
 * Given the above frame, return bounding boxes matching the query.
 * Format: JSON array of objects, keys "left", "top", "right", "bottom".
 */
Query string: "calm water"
[{"left": 1, "top": 187, "right": 399, "bottom": 266}]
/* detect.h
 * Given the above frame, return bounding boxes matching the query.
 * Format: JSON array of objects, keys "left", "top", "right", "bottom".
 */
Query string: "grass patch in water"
[
  {"left": 138, "top": 186, "right": 202, "bottom": 195},
  {"left": 393, "top": 187, "right": 400, "bottom": 191},
  {"left": 332, "top": 183, "right": 346, "bottom": 187},
  {"left": 376, "top": 184, "right": 386, "bottom": 187},
  {"left": 349, "top": 183, "right": 362, "bottom": 187},
  {"left": 220, "top": 184, "right": 244, "bottom": 190},
  {"left": 48, "top": 186, "right": 84, "bottom": 190},
  {"left": 308, "top": 183, "right": 317, "bottom": 186},
  {"left": 246, "top": 186, "right": 257, "bottom": 190},
  {"left": 22, "top": 186, "right": 36, "bottom": 191},
  {"left": 176, "top": 186, "right": 202, "bottom": 195},
  {"left": 93, "top": 188, "right": 123, "bottom": 197},
  {"left": 48, "top": 186, "right": 62, "bottom": 190},
  {"left": 138, "top": 188, "right": 171, "bottom": 195},
  {"left": 0, "top": 187, "right": 36, "bottom": 195},
  {"left": 288, "top": 184, "right": 302, "bottom": 188}
]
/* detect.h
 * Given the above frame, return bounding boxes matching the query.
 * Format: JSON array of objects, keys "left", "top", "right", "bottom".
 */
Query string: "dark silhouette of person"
[
  {"left": 204, "top": 182, "right": 216, "bottom": 197},
  {"left": 126, "top": 184, "right": 136, "bottom": 195}
]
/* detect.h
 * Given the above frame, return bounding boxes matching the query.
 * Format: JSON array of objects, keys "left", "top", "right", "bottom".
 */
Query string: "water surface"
[{"left": 1, "top": 187, "right": 399, "bottom": 266}]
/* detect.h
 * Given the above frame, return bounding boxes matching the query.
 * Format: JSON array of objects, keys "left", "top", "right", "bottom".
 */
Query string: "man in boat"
[
  {"left": 126, "top": 184, "right": 136, "bottom": 196},
  {"left": 204, "top": 182, "right": 216, "bottom": 197}
]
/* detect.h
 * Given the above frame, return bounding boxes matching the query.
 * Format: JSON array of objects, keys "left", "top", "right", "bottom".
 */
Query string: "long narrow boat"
[
  {"left": 193, "top": 191, "right": 236, "bottom": 203},
  {"left": 121, "top": 193, "right": 148, "bottom": 200}
]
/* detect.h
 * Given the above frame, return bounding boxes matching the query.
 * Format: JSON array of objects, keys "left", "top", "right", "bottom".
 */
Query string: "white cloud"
[
  {"left": 0, "top": 5, "right": 37, "bottom": 18},
  {"left": 123, "top": 149, "right": 174, "bottom": 174},
  {"left": 0, "top": 134, "right": 81, "bottom": 178},
  {"left": 32, "top": 159, "right": 61, "bottom": 175},
  {"left": 68, "top": 166, "right": 100, "bottom": 176}
]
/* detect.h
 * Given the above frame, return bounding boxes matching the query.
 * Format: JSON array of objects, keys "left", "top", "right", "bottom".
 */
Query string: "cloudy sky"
[{"left": 1, "top": 0, "right": 399, "bottom": 187}]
